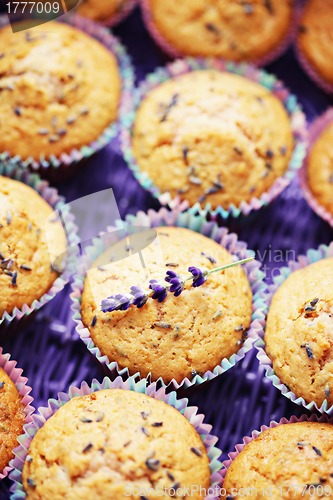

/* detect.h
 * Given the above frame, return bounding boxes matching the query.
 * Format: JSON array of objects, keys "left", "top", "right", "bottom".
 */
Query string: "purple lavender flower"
[
  {"left": 130, "top": 286, "right": 150, "bottom": 308},
  {"left": 101, "top": 293, "right": 133, "bottom": 312},
  {"left": 149, "top": 279, "right": 168, "bottom": 303},
  {"left": 188, "top": 266, "right": 208, "bottom": 287},
  {"left": 165, "top": 270, "right": 185, "bottom": 297}
]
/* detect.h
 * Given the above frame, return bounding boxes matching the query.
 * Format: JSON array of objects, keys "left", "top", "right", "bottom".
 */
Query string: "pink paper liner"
[
  {"left": 299, "top": 107, "right": 333, "bottom": 228},
  {"left": 295, "top": 1, "right": 333, "bottom": 95},
  {"left": 0, "top": 347, "right": 34, "bottom": 481},
  {"left": 219, "top": 413, "right": 333, "bottom": 486},
  {"left": 0, "top": 163, "right": 79, "bottom": 334},
  {"left": 0, "top": 13, "right": 134, "bottom": 179},
  {"left": 77, "top": 0, "right": 137, "bottom": 28},
  {"left": 119, "top": 57, "right": 308, "bottom": 220},
  {"left": 10, "top": 376, "right": 223, "bottom": 500},
  {"left": 70, "top": 205, "right": 268, "bottom": 392},
  {"left": 255, "top": 241, "right": 333, "bottom": 415},
  {"left": 139, "top": 0, "right": 298, "bottom": 67}
]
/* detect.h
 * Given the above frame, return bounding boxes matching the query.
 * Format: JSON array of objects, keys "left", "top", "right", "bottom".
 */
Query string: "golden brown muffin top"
[
  {"left": 23, "top": 389, "right": 211, "bottom": 500},
  {"left": 132, "top": 71, "right": 293, "bottom": 209},
  {"left": 0, "top": 21, "right": 121, "bottom": 160},
  {"left": 222, "top": 422, "right": 333, "bottom": 500},
  {"left": 0, "top": 176, "right": 67, "bottom": 316},
  {"left": 0, "top": 367, "right": 26, "bottom": 473},
  {"left": 298, "top": 0, "right": 333, "bottom": 86},
  {"left": 81, "top": 226, "right": 253, "bottom": 383},
  {"left": 307, "top": 121, "right": 333, "bottom": 216},
  {"left": 77, "top": 0, "right": 131, "bottom": 22},
  {"left": 265, "top": 258, "right": 333, "bottom": 409},
  {"left": 148, "top": 0, "right": 293, "bottom": 61}
]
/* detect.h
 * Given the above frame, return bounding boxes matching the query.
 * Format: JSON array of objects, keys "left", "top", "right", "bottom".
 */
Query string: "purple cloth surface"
[{"left": 1, "top": 6, "right": 333, "bottom": 498}]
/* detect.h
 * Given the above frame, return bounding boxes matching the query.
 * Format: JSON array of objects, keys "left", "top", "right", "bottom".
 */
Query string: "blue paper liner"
[
  {"left": 119, "top": 57, "right": 308, "bottom": 220},
  {"left": 71, "top": 205, "right": 268, "bottom": 391},
  {"left": 10, "top": 375, "right": 223, "bottom": 500},
  {"left": 0, "top": 163, "right": 79, "bottom": 333},
  {"left": 255, "top": 242, "right": 333, "bottom": 416},
  {"left": 0, "top": 13, "right": 134, "bottom": 177}
]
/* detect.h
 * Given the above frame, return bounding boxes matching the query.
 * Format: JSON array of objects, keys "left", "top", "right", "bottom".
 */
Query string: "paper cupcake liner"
[
  {"left": 0, "top": 347, "right": 34, "bottom": 481},
  {"left": 295, "top": 1, "right": 333, "bottom": 95},
  {"left": 255, "top": 241, "right": 333, "bottom": 416},
  {"left": 119, "top": 57, "right": 307, "bottom": 220},
  {"left": 78, "top": 0, "right": 138, "bottom": 28},
  {"left": 139, "top": 0, "right": 298, "bottom": 67},
  {"left": 0, "top": 13, "right": 134, "bottom": 179},
  {"left": 0, "top": 163, "right": 79, "bottom": 334},
  {"left": 299, "top": 107, "right": 333, "bottom": 228},
  {"left": 70, "top": 205, "right": 268, "bottom": 392},
  {"left": 220, "top": 412, "right": 333, "bottom": 485},
  {"left": 10, "top": 375, "right": 223, "bottom": 500}
]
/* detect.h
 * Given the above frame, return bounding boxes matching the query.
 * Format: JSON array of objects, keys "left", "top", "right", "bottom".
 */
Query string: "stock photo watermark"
[{"left": 2, "top": 0, "right": 81, "bottom": 31}]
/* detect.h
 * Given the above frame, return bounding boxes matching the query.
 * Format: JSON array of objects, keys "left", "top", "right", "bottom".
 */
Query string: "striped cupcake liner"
[
  {"left": 139, "top": 0, "right": 299, "bottom": 67},
  {"left": 10, "top": 375, "right": 223, "bottom": 500},
  {"left": 255, "top": 242, "right": 333, "bottom": 416},
  {"left": 0, "top": 163, "right": 79, "bottom": 334},
  {"left": 294, "top": 0, "right": 333, "bottom": 94},
  {"left": 70, "top": 205, "right": 268, "bottom": 392},
  {"left": 0, "top": 347, "right": 34, "bottom": 481},
  {"left": 77, "top": 0, "right": 138, "bottom": 28},
  {"left": 0, "top": 13, "right": 134, "bottom": 179},
  {"left": 220, "top": 413, "right": 333, "bottom": 485},
  {"left": 299, "top": 107, "right": 333, "bottom": 228},
  {"left": 119, "top": 57, "right": 307, "bottom": 220}
]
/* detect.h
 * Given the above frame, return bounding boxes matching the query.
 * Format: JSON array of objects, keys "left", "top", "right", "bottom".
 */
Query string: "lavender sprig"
[{"left": 101, "top": 257, "right": 253, "bottom": 313}]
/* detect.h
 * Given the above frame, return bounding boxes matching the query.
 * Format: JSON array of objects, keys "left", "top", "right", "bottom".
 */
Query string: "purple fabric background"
[{"left": 1, "top": 6, "right": 333, "bottom": 497}]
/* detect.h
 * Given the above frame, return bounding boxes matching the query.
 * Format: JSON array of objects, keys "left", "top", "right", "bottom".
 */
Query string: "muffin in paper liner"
[
  {"left": 0, "top": 13, "right": 135, "bottom": 180},
  {"left": 0, "top": 347, "right": 35, "bottom": 481},
  {"left": 295, "top": 1, "right": 333, "bottom": 95},
  {"left": 255, "top": 242, "right": 333, "bottom": 416},
  {"left": 0, "top": 163, "right": 79, "bottom": 334},
  {"left": 220, "top": 413, "right": 333, "bottom": 484},
  {"left": 299, "top": 107, "right": 333, "bottom": 228},
  {"left": 9, "top": 375, "right": 223, "bottom": 500},
  {"left": 139, "top": 0, "right": 298, "bottom": 67},
  {"left": 76, "top": 0, "right": 137, "bottom": 28},
  {"left": 70, "top": 205, "right": 268, "bottom": 392},
  {"left": 119, "top": 57, "right": 308, "bottom": 220}
]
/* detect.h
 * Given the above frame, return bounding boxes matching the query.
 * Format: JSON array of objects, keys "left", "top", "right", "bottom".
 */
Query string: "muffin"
[
  {"left": 0, "top": 366, "right": 26, "bottom": 474},
  {"left": 22, "top": 388, "right": 211, "bottom": 499},
  {"left": 0, "top": 176, "right": 67, "bottom": 317},
  {"left": 81, "top": 226, "right": 253, "bottom": 384},
  {"left": 77, "top": 0, "right": 134, "bottom": 23},
  {"left": 0, "top": 21, "right": 121, "bottom": 161},
  {"left": 222, "top": 421, "right": 333, "bottom": 500},
  {"left": 298, "top": 0, "right": 333, "bottom": 88},
  {"left": 132, "top": 70, "right": 293, "bottom": 210},
  {"left": 144, "top": 0, "right": 293, "bottom": 61},
  {"left": 265, "top": 258, "right": 333, "bottom": 409},
  {"left": 307, "top": 120, "right": 333, "bottom": 216}
]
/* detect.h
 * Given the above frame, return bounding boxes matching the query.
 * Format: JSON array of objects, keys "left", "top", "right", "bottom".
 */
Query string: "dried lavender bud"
[
  {"left": 312, "top": 446, "right": 322, "bottom": 456},
  {"left": 191, "top": 447, "right": 203, "bottom": 457},
  {"left": 205, "top": 23, "right": 220, "bottom": 35},
  {"left": 201, "top": 252, "right": 216, "bottom": 264},
  {"left": 146, "top": 458, "right": 161, "bottom": 471}
]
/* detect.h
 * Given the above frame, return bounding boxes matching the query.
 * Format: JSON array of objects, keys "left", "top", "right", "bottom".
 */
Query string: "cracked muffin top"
[
  {"left": 297, "top": 0, "right": 333, "bottom": 87},
  {"left": 81, "top": 226, "right": 253, "bottom": 384},
  {"left": 307, "top": 120, "right": 333, "bottom": 216},
  {"left": 132, "top": 70, "right": 293, "bottom": 210},
  {"left": 147, "top": 0, "right": 293, "bottom": 61},
  {"left": 77, "top": 0, "right": 132, "bottom": 22},
  {"left": 22, "top": 389, "right": 211, "bottom": 500},
  {"left": 265, "top": 258, "right": 333, "bottom": 409},
  {"left": 0, "top": 176, "right": 66, "bottom": 317},
  {"left": 0, "top": 367, "right": 26, "bottom": 474},
  {"left": 222, "top": 422, "right": 333, "bottom": 500},
  {"left": 0, "top": 21, "right": 120, "bottom": 161}
]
